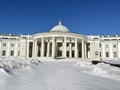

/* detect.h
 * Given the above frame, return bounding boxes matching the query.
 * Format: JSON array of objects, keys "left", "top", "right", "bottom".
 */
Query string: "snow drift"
[{"left": 75, "top": 60, "right": 120, "bottom": 81}]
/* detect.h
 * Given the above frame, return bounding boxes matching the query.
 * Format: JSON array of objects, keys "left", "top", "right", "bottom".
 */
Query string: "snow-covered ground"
[{"left": 0, "top": 58, "right": 120, "bottom": 90}]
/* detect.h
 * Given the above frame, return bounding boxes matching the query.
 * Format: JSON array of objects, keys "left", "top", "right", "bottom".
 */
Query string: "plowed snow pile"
[{"left": 0, "top": 58, "right": 120, "bottom": 90}]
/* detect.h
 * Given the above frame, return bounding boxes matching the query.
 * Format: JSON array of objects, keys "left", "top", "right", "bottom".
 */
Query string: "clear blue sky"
[{"left": 0, "top": 0, "right": 120, "bottom": 35}]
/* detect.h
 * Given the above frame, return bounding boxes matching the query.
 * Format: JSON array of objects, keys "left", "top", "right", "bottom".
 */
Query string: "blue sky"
[{"left": 0, "top": 0, "right": 120, "bottom": 35}]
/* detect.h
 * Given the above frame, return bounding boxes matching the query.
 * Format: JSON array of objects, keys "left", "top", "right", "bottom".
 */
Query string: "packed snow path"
[{"left": 6, "top": 61, "right": 120, "bottom": 90}]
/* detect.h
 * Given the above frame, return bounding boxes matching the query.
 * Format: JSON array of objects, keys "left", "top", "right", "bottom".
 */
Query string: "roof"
[{"left": 50, "top": 20, "right": 70, "bottom": 33}]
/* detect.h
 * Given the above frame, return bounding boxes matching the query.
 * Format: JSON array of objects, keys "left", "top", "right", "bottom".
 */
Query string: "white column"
[
  {"left": 82, "top": 40, "right": 85, "bottom": 58},
  {"left": 62, "top": 40, "right": 64, "bottom": 57},
  {"left": 75, "top": 38, "right": 78, "bottom": 58},
  {"left": 6, "top": 42, "right": 10, "bottom": 57},
  {"left": 41, "top": 37, "right": 44, "bottom": 57},
  {"left": 47, "top": 40, "right": 50, "bottom": 57},
  {"left": 102, "top": 43, "right": 105, "bottom": 59},
  {"left": 62, "top": 37, "right": 66, "bottom": 58},
  {"left": 118, "top": 40, "right": 120, "bottom": 58},
  {"left": 32, "top": 41, "right": 34, "bottom": 57},
  {"left": 52, "top": 37, "right": 56, "bottom": 58},
  {"left": 69, "top": 40, "right": 72, "bottom": 58},
  {"left": 110, "top": 43, "right": 113, "bottom": 59},
  {"left": 36, "top": 44, "right": 38, "bottom": 57},
  {"left": 14, "top": 42, "right": 18, "bottom": 57},
  {"left": 26, "top": 41, "right": 29, "bottom": 58},
  {"left": 0, "top": 43, "right": 1, "bottom": 57},
  {"left": 34, "top": 39, "right": 37, "bottom": 57},
  {"left": 84, "top": 41, "right": 87, "bottom": 58}
]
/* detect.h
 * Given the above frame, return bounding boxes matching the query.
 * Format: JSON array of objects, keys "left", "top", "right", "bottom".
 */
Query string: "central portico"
[{"left": 26, "top": 21, "right": 87, "bottom": 58}]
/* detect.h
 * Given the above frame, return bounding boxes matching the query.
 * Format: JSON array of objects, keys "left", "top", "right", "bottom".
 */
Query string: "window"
[
  {"left": 3, "top": 43, "right": 6, "bottom": 47},
  {"left": 67, "top": 43, "right": 69, "bottom": 46},
  {"left": 95, "top": 51, "right": 98, "bottom": 55},
  {"left": 72, "top": 43, "right": 75, "bottom": 47},
  {"left": 106, "top": 52, "right": 109, "bottom": 57},
  {"left": 2, "top": 50, "right": 6, "bottom": 56},
  {"left": 106, "top": 45, "right": 108, "bottom": 48},
  {"left": 99, "top": 52, "right": 101, "bottom": 57},
  {"left": 113, "top": 52, "right": 117, "bottom": 57},
  {"left": 113, "top": 45, "right": 116, "bottom": 48},
  {"left": 99, "top": 44, "right": 101, "bottom": 48},
  {"left": 18, "top": 51, "right": 20, "bottom": 56},
  {"left": 11, "top": 44, "right": 14, "bottom": 47},
  {"left": 10, "top": 50, "right": 14, "bottom": 56}
]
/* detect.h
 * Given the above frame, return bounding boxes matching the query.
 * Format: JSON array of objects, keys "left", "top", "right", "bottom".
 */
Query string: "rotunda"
[
  {"left": 26, "top": 21, "right": 87, "bottom": 59},
  {"left": 50, "top": 21, "right": 70, "bottom": 33}
]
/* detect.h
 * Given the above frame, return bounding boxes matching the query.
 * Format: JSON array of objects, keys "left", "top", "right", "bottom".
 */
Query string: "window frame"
[
  {"left": 10, "top": 50, "right": 14, "bottom": 56},
  {"left": 2, "top": 50, "right": 6, "bottom": 56},
  {"left": 106, "top": 52, "right": 109, "bottom": 57}
]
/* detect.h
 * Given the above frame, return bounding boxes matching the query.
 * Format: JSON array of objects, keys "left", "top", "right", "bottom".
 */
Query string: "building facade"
[{"left": 0, "top": 21, "right": 120, "bottom": 60}]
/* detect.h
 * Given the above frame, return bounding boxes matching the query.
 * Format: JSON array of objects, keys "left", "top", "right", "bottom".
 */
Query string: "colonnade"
[{"left": 27, "top": 37, "right": 87, "bottom": 59}]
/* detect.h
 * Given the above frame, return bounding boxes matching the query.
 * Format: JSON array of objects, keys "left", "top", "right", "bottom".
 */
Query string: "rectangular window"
[
  {"left": 106, "top": 52, "right": 109, "bottom": 57},
  {"left": 72, "top": 43, "right": 75, "bottom": 47},
  {"left": 106, "top": 45, "right": 108, "bottom": 48},
  {"left": 99, "top": 52, "right": 101, "bottom": 57},
  {"left": 99, "top": 44, "right": 101, "bottom": 48},
  {"left": 113, "top": 45, "right": 116, "bottom": 48},
  {"left": 3, "top": 43, "right": 6, "bottom": 47},
  {"left": 113, "top": 52, "right": 117, "bottom": 57},
  {"left": 11, "top": 44, "right": 14, "bottom": 47},
  {"left": 95, "top": 51, "right": 98, "bottom": 55},
  {"left": 67, "top": 43, "right": 69, "bottom": 46},
  {"left": 18, "top": 51, "right": 20, "bottom": 56},
  {"left": 2, "top": 50, "right": 6, "bottom": 56},
  {"left": 10, "top": 51, "right": 14, "bottom": 56}
]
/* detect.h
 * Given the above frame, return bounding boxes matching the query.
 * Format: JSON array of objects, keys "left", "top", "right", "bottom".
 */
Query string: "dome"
[{"left": 50, "top": 21, "right": 70, "bottom": 32}]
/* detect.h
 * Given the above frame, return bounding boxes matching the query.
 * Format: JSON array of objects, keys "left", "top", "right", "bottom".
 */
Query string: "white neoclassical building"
[
  {"left": 0, "top": 21, "right": 120, "bottom": 60},
  {"left": 26, "top": 21, "right": 87, "bottom": 59}
]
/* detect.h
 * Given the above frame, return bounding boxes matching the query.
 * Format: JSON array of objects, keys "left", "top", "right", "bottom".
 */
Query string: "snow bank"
[
  {"left": 75, "top": 60, "right": 92, "bottom": 67},
  {"left": 91, "top": 63, "right": 120, "bottom": 75},
  {"left": 0, "top": 58, "right": 41, "bottom": 70},
  {"left": 0, "top": 68, "right": 10, "bottom": 90},
  {"left": 75, "top": 60, "right": 120, "bottom": 81},
  {"left": 0, "top": 68, "right": 9, "bottom": 76},
  {"left": 0, "top": 58, "right": 120, "bottom": 90},
  {"left": 0, "top": 58, "right": 41, "bottom": 90},
  {"left": 92, "top": 63, "right": 109, "bottom": 74}
]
